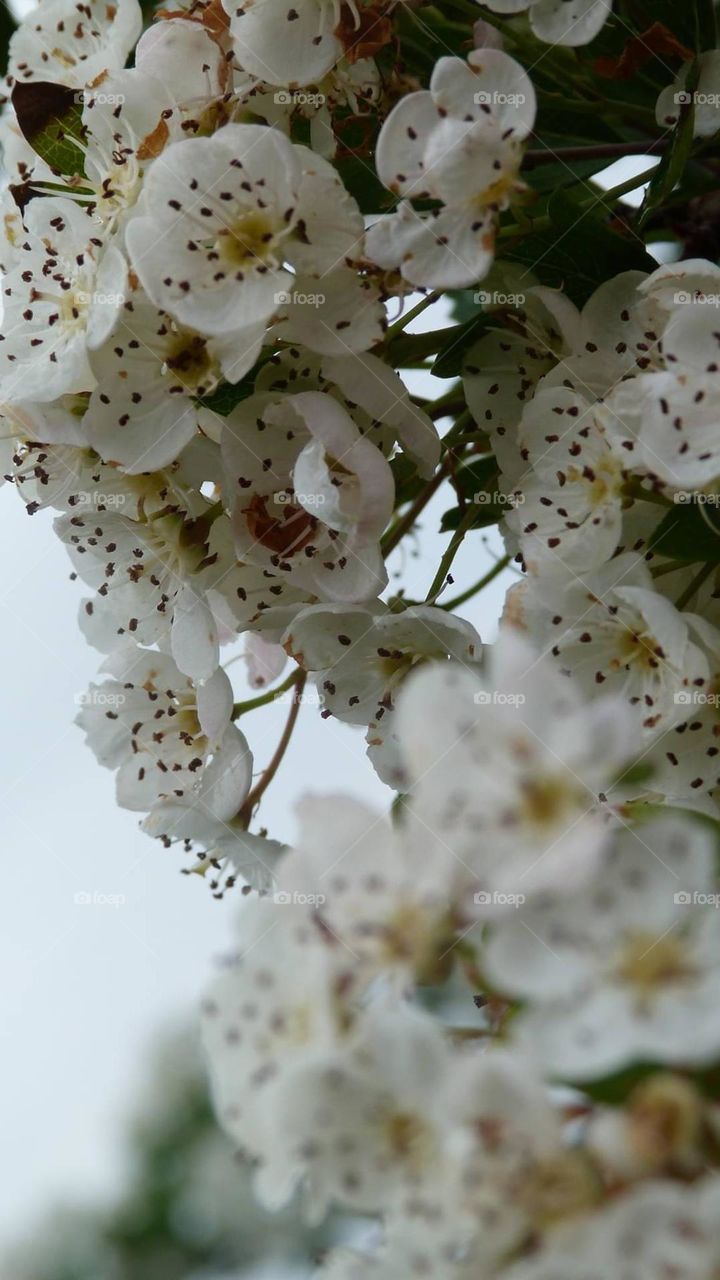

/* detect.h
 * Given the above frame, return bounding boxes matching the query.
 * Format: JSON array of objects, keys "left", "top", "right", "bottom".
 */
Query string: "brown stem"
[
  {"left": 524, "top": 138, "right": 669, "bottom": 168},
  {"left": 239, "top": 673, "right": 307, "bottom": 821}
]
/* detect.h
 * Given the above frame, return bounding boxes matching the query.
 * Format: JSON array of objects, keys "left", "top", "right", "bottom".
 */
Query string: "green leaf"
[
  {"left": 578, "top": 1061, "right": 667, "bottom": 1104},
  {"left": 500, "top": 190, "right": 657, "bottom": 306},
  {"left": 647, "top": 500, "right": 720, "bottom": 562},
  {"left": 194, "top": 378, "right": 256, "bottom": 417},
  {"left": 391, "top": 453, "right": 426, "bottom": 506},
  {"left": 440, "top": 457, "right": 503, "bottom": 531},
  {"left": 11, "top": 81, "right": 86, "bottom": 178},
  {"left": 431, "top": 314, "right": 497, "bottom": 378},
  {"left": 638, "top": 60, "right": 699, "bottom": 228}
]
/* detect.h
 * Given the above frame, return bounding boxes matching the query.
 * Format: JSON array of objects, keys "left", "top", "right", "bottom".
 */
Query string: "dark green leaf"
[
  {"left": 194, "top": 378, "right": 256, "bottom": 417},
  {"left": 638, "top": 61, "right": 699, "bottom": 227},
  {"left": 647, "top": 500, "right": 720, "bottom": 562},
  {"left": 431, "top": 314, "right": 497, "bottom": 378},
  {"left": 440, "top": 457, "right": 502, "bottom": 530},
  {"left": 500, "top": 190, "right": 657, "bottom": 306},
  {"left": 11, "top": 81, "right": 86, "bottom": 177}
]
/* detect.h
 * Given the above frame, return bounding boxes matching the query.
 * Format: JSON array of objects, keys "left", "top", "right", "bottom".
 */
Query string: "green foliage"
[
  {"left": 11, "top": 81, "right": 87, "bottom": 178},
  {"left": 500, "top": 190, "right": 658, "bottom": 306},
  {"left": 648, "top": 500, "right": 720, "bottom": 562}
]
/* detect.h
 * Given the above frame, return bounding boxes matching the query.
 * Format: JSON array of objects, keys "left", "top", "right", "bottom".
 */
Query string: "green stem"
[
  {"left": 383, "top": 291, "right": 441, "bottom": 344},
  {"left": 440, "top": 554, "right": 511, "bottom": 611},
  {"left": 232, "top": 668, "right": 300, "bottom": 718},
  {"left": 426, "top": 502, "right": 483, "bottom": 603},
  {"left": 675, "top": 562, "right": 715, "bottom": 611},
  {"left": 382, "top": 464, "right": 448, "bottom": 557}
]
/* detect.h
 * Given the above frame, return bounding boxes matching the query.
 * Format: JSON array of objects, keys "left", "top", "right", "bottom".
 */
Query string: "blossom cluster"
[{"left": 2, "top": 0, "right": 720, "bottom": 1276}]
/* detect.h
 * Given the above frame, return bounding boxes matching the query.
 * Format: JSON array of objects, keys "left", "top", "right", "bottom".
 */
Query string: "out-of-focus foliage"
[{"left": 3, "top": 1027, "right": 341, "bottom": 1280}]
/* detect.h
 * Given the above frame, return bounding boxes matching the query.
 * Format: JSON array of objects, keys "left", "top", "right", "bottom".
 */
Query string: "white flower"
[
  {"left": 601, "top": 371, "right": 720, "bottom": 490},
  {"left": 483, "top": 0, "right": 611, "bottom": 47},
  {"left": 657, "top": 50, "right": 720, "bottom": 138},
  {"left": 367, "top": 49, "right": 536, "bottom": 288},
  {"left": 396, "top": 631, "right": 636, "bottom": 904},
  {"left": 201, "top": 893, "right": 356, "bottom": 1176},
  {"left": 283, "top": 602, "right": 480, "bottom": 784},
  {"left": 222, "top": 389, "right": 395, "bottom": 603},
  {"left": 223, "top": 0, "right": 383, "bottom": 89},
  {"left": 278, "top": 793, "right": 454, "bottom": 981},
  {"left": 85, "top": 290, "right": 229, "bottom": 474},
  {"left": 524, "top": 554, "right": 712, "bottom": 739},
  {"left": 143, "top": 805, "right": 286, "bottom": 893},
  {"left": 6, "top": 0, "right": 142, "bottom": 88},
  {"left": 134, "top": 16, "right": 227, "bottom": 105},
  {"left": 507, "top": 385, "right": 630, "bottom": 573},
  {"left": 486, "top": 815, "right": 720, "bottom": 1079},
  {"left": 0, "top": 198, "right": 127, "bottom": 404},
  {"left": 125, "top": 125, "right": 381, "bottom": 372},
  {"left": 250, "top": 997, "right": 454, "bottom": 1219},
  {"left": 55, "top": 498, "right": 300, "bottom": 681},
  {"left": 505, "top": 1177, "right": 720, "bottom": 1280},
  {"left": 256, "top": 345, "right": 440, "bottom": 480},
  {"left": 463, "top": 283, "right": 579, "bottom": 484},
  {"left": 77, "top": 650, "right": 252, "bottom": 816}
]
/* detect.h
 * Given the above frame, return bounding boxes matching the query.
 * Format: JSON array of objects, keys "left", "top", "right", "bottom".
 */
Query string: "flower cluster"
[{"left": 3, "top": 0, "right": 720, "bottom": 1275}]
